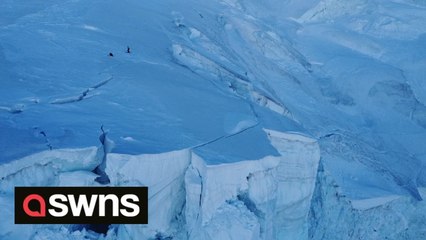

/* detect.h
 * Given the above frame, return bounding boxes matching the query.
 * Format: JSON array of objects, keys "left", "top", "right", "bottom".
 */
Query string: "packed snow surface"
[{"left": 1, "top": 0, "right": 426, "bottom": 239}]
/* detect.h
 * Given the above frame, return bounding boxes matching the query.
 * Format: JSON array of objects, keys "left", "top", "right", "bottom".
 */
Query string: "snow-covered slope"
[{"left": 1, "top": 0, "right": 425, "bottom": 239}]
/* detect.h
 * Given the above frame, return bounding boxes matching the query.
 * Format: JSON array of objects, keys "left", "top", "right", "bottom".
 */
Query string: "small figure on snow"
[
  {"left": 108, "top": 52, "right": 114, "bottom": 57},
  {"left": 126, "top": 46, "right": 131, "bottom": 54}
]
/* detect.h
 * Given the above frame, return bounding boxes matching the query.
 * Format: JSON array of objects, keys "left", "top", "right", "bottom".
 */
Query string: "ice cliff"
[{"left": 0, "top": 129, "right": 320, "bottom": 240}]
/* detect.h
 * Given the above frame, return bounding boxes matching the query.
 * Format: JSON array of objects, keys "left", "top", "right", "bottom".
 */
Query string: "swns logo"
[{"left": 15, "top": 187, "right": 148, "bottom": 224}]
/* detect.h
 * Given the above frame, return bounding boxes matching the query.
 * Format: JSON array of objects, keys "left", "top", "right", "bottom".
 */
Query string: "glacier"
[{"left": 1, "top": 0, "right": 426, "bottom": 239}]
